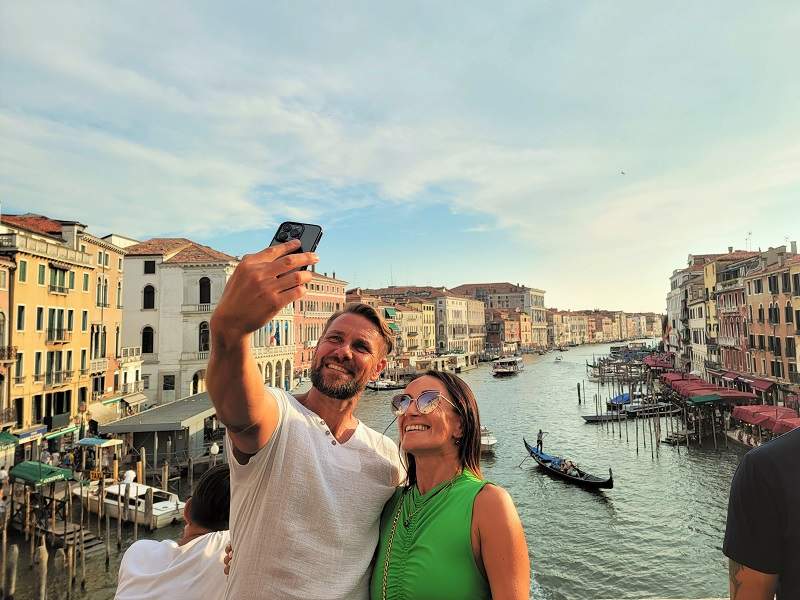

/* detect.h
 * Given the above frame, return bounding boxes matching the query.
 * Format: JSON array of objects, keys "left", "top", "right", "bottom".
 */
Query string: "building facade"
[{"left": 294, "top": 271, "right": 346, "bottom": 379}]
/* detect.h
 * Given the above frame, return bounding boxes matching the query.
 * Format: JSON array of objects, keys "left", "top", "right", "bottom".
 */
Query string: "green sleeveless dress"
[{"left": 370, "top": 470, "right": 491, "bottom": 600}]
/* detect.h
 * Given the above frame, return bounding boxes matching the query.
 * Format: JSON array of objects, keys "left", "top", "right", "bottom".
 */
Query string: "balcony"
[
  {"left": 90, "top": 358, "right": 108, "bottom": 373},
  {"left": 118, "top": 346, "right": 142, "bottom": 364},
  {"left": 718, "top": 336, "right": 737, "bottom": 347},
  {"left": 33, "top": 373, "right": 44, "bottom": 384},
  {"left": 48, "top": 284, "right": 68, "bottom": 295},
  {"left": 181, "top": 351, "right": 210, "bottom": 362},
  {"left": 181, "top": 303, "right": 214, "bottom": 314},
  {"left": 0, "top": 233, "right": 94, "bottom": 267},
  {"left": 120, "top": 380, "right": 144, "bottom": 394},
  {"left": 13, "top": 375, "right": 25, "bottom": 385},
  {"left": 718, "top": 306, "right": 739, "bottom": 315},
  {"left": 44, "top": 371, "right": 71, "bottom": 389},
  {"left": 79, "top": 368, "right": 90, "bottom": 376},
  {"left": 96, "top": 301, "right": 110, "bottom": 308},
  {"left": 46, "top": 329, "right": 72, "bottom": 344},
  {"left": 704, "top": 360, "right": 722, "bottom": 371},
  {"left": 0, "top": 346, "right": 16, "bottom": 362}
]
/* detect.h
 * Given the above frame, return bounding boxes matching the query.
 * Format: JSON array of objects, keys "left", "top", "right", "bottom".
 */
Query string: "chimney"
[
  {"left": 728, "top": 246, "right": 733, "bottom": 253},
  {"left": 333, "top": 271, "right": 336, "bottom": 279},
  {"left": 324, "top": 272, "right": 327, "bottom": 277},
  {"left": 311, "top": 264, "right": 315, "bottom": 273},
  {"left": 792, "top": 241, "right": 798, "bottom": 254}
]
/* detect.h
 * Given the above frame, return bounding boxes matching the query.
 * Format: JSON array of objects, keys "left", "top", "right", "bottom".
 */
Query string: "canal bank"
[{"left": 9, "top": 343, "right": 741, "bottom": 599}]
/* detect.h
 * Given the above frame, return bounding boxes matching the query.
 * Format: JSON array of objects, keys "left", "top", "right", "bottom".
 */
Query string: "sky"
[{"left": 1, "top": 2, "right": 799, "bottom": 313}]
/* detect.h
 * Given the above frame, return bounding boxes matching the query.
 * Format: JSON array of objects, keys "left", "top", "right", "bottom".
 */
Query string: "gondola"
[{"left": 523, "top": 438, "right": 613, "bottom": 489}]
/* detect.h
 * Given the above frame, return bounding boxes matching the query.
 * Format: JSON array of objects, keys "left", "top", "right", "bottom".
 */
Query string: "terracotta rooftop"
[
  {"left": 311, "top": 272, "right": 348, "bottom": 284},
  {"left": 1, "top": 213, "right": 79, "bottom": 238},
  {"left": 126, "top": 238, "right": 236, "bottom": 264}
]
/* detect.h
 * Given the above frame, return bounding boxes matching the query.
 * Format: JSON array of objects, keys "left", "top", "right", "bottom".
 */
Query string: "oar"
[{"left": 517, "top": 455, "right": 531, "bottom": 468}]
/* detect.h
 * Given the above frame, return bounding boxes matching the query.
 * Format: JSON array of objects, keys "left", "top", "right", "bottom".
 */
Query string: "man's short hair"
[
  {"left": 321, "top": 303, "right": 394, "bottom": 356},
  {"left": 189, "top": 464, "right": 230, "bottom": 531}
]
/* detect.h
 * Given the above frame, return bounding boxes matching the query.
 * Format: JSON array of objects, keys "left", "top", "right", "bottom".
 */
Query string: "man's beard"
[{"left": 309, "top": 362, "right": 365, "bottom": 400}]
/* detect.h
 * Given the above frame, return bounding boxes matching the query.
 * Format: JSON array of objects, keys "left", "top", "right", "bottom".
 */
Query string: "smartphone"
[{"left": 269, "top": 222, "right": 323, "bottom": 270}]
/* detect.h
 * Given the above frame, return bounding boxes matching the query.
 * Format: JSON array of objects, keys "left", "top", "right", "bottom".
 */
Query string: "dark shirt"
[{"left": 723, "top": 427, "right": 800, "bottom": 599}]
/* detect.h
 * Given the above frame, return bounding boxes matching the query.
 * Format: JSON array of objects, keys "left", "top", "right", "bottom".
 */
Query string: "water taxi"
[
  {"left": 480, "top": 426, "right": 498, "bottom": 453},
  {"left": 366, "top": 378, "right": 405, "bottom": 391},
  {"left": 492, "top": 356, "right": 524, "bottom": 376},
  {"left": 73, "top": 481, "right": 185, "bottom": 529}
]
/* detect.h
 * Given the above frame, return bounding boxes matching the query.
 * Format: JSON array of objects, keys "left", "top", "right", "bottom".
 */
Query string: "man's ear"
[
  {"left": 372, "top": 357, "right": 388, "bottom": 380},
  {"left": 183, "top": 497, "right": 192, "bottom": 525}
]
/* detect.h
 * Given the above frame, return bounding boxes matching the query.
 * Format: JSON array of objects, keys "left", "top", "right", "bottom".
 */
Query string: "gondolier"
[{"left": 536, "top": 429, "right": 547, "bottom": 452}]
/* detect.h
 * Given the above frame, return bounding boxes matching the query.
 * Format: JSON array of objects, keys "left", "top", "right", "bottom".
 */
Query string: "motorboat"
[
  {"left": 493, "top": 356, "right": 524, "bottom": 376},
  {"left": 480, "top": 426, "right": 497, "bottom": 453},
  {"left": 73, "top": 481, "right": 184, "bottom": 529},
  {"left": 366, "top": 378, "right": 405, "bottom": 391}
]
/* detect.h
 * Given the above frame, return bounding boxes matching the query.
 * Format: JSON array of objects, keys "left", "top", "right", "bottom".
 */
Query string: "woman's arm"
[{"left": 474, "top": 485, "right": 530, "bottom": 600}]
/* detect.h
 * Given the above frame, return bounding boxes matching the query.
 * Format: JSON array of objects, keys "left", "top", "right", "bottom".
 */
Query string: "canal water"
[{"left": 12, "top": 342, "right": 742, "bottom": 599}]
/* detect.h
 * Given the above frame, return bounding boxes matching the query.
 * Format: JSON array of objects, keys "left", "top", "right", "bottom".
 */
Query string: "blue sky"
[{"left": 1, "top": 2, "right": 799, "bottom": 312}]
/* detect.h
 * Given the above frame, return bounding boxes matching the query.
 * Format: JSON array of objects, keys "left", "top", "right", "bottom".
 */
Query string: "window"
[
  {"left": 757, "top": 305, "right": 764, "bottom": 322},
  {"left": 16, "top": 306, "right": 25, "bottom": 331},
  {"left": 36, "top": 307, "right": 44, "bottom": 331},
  {"left": 34, "top": 352, "right": 42, "bottom": 376},
  {"left": 142, "top": 374, "right": 150, "bottom": 390},
  {"left": 104, "top": 253, "right": 109, "bottom": 267},
  {"left": 162, "top": 374, "right": 175, "bottom": 390},
  {"left": 69, "top": 271, "right": 75, "bottom": 289},
  {"left": 97, "top": 251, "right": 103, "bottom": 265},
  {"left": 18, "top": 260, "right": 27, "bottom": 282},
  {"left": 118, "top": 258, "right": 123, "bottom": 270},
  {"left": 199, "top": 277, "right": 211, "bottom": 305},
  {"left": 67, "top": 310, "right": 74, "bottom": 331},
  {"left": 774, "top": 337, "right": 782, "bottom": 356},
  {"left": 782, "top": 272, "right": 791, "bottom": 293},
  {"left": 81, "top": 349, "right": 87, "bottom": 371},
  {"left": 144, "top": 260, "right": 156, "bottom": 274},
  {"left": 0, "top": 271, "right": 5, "bottom": 289},
  {"left": 14, "top": 353, "right": 23, "bottom": 378},
  {"left": 768, "top": 275, "right": 778, "bottom": 294},
  {"left": 754, "top": 279, "right": 763, "bottom": 294},
  {"left": 787, "top": 303, "right": 794, "bottom": 323},
  {"left": 199, "top": 321, "right": 210, "bottom": 352},
  {"left": 143, "top": 285, "right": 155, "bottom": 309},
  {"left": 37, "top": 264, "right": 46, "bottom": 285},
  {"left": 116, "top": 282, "right": 123, "bottom": 308},
  {"left": 758, "top": 335, "right": 765, "bottom": 350},
  {"left": 787, "top": 338, "right": 796, "bottom": 357},
  {"left": 142, "top": 327, "right": 154, "bottom": 353},
  {"left": 83, "top": 273, "right": 89, "bottom": 292},
  {"left": 81, "top": 310, "right": 88, "bottom": 332},
  {"left": 794, "top": 274, "right": 800, "bottom": 296}
]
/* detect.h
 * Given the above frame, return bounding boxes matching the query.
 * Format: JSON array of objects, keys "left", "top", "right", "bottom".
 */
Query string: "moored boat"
[
  {"left": 72, "top": 481, "right": 184, "bottom": 529},
  {"left": 480, "top": 426, "right": 497, "bottom": 453},
  {"left": 366, "top": 378, "right": 405, "bottom": 391},
  {"left": 492, "top": 356, "right": 524, "bottom": 377},
  {"left": 582, "top": 412, "right": 627, "bottom": 423},
  {"left": 523, "top": 438, "right": 613, "bottom": 489}
]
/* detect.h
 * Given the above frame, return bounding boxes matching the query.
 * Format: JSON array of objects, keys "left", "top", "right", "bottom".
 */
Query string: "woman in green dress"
[{"left": 371, "top": 371, "right": 529, "bottom": 600}]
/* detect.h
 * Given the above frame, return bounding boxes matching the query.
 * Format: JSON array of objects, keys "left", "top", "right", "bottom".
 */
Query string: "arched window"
[
  {"left": 284, "top": 322, "right": 290, "bottom": 346},
  {"left": 116, "top": 282, "right": 122, "bottom": 308},
  {"left": 100, "top": 326, "right": 107, "bottom": 358},
  {"left": 199, "top": 321, "right": 210, "bottom": 352},
  {"left": 96, "top": 277, "right": 102, "bottom": 305},
  {"left": 142, "top": 326, "right": 154, "bottom": 354},
  {"left": 199, "top": 277, "right": 211, "bottom": 305},
  {"left": 143, "top": 285, "right": 155, "bottom": 310},
  {"left": 787, "top": 302, "right": 794, "bottom": 323},
  {"left": 0, "top": 312, "right": 5, "bottom": 345}
]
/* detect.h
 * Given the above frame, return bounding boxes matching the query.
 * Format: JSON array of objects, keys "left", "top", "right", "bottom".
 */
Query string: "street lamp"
[{"left": 209, "top": 442, "right": 220, "bottom": 467}]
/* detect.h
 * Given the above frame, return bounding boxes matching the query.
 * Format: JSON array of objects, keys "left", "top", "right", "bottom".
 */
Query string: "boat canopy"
[
  {"left": 609, "top": 393, "right": 631, "bottom": 406},
  {"left": 11, "top": 461, "right": 73, "bottom": 486}
]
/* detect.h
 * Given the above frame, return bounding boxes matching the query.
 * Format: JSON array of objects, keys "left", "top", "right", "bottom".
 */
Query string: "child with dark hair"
[{"left": 116, "top": 464, "right": 230, "bottom": 599}]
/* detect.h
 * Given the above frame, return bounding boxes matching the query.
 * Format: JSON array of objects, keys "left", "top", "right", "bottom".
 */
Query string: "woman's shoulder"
[{"left": 473, "top": 483, "right": 518, "bottom": 524}]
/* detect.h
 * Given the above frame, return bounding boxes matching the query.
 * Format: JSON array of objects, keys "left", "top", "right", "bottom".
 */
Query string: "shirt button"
[
  {"left": 325, "top": 430, "right": 330, "bottom": 436},
  {"left": 331, "top": 440, "right": 337, "bottom": 446},
  {"left": 319, "top": 420, "right": 325, "bottom": 425}
]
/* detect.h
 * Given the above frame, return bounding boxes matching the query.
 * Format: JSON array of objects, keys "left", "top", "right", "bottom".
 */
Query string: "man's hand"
[
  {"left": 224, "top": 543, "right": 233, "bottom": 575},
  {"left": 211, "top": 240, "right": 318, "bottom": 342}
]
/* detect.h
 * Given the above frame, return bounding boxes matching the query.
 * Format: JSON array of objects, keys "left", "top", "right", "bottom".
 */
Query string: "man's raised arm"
[{"left": 206, "top": 240, "right": 318, "bottom": 456}]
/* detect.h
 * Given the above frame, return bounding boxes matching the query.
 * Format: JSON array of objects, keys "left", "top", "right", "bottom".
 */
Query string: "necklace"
[{"left": 381, "top": 470, "right": 462, "bottom": 600}]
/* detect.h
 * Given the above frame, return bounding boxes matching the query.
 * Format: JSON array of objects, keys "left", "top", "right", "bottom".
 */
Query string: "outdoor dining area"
[{"left": 657, "top": 372, "right": 800, "bottom": 448}]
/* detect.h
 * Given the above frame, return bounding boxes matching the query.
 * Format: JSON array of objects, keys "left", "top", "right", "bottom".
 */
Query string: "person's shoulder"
[
  {"left": 121, "top": 539, "right": 178, "bottom": 569},
  {"left": 746, "top": 427, "right": 800, "bottom": 467},
  {"left": 357, "top": 423, "right": 397, "bottom": 455},
  {"left": 474, "top": 484, "right": 518, "bottom": 525}
]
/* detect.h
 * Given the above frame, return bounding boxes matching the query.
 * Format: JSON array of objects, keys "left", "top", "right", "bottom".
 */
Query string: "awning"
[
  {"left": 687, "top": 394, "right": 722, "bottom": 406},
  {"left": 745, "top": 378, "right": 775, "bottom": 392},
  {"left": 122, "top": 393, "right": 148, "bottom": 407},
  {"left": 732, "top": 405, "right": 796, "bottom": 426},
  {"left": 10, "top": 461, "right": 73, "bottom": 486},
  {"left": 0, "top": 431, "right": 19, "bottom": 447},
  {"left": 78, "top": 437, "right": 123, "bottom": 448},
  {"left": 388, "top": 322, "right": 401, "bottom": 332},
  {"left": 14, "top": 424, "right": 48, "bottom": 443},
  {"left": 384, "top": 307, "right": 397, "bottom": 318},
  {"left": 721, "top": 371, "right": 738, "bottom": 381},
  {"left": 44, "top": 425, "right": 79, "bottom": 440},
  {"left": 101, "top": 396, "right": 122, "bottom": 406},
  {"left": 762, "top": 409, "right": 800, "bottom": 432},
  {"left": 773, "top": 417, "right": 800, "bottom": 435}
]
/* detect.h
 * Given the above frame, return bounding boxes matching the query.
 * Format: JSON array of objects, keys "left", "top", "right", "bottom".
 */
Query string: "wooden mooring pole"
[{"left": 5, "top": 543, "right": 18, "bottom": 600}]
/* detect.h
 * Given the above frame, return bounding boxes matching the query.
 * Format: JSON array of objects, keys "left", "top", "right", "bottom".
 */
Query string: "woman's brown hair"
[{"left": 404, "top": 370, "right": 482, "bottom": 487}]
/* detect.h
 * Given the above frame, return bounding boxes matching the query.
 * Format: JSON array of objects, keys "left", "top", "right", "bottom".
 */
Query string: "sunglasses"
[{"left": 391, "top": 390, "right": 457, "bottom": 416}]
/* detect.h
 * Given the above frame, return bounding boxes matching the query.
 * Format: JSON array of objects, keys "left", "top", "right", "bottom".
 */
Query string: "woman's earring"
[{"left": 454, "top": 438, "right": 462, "bottom": 446}]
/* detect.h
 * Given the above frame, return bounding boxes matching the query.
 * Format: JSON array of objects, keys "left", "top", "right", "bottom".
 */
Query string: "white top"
[
  {"left": 122, "top": 470, "right": 136, "bottom": 483},
  {"left": 225, "top": 388, "right": 403, "bottom": 600},
  {"left": 0, "top": 469, "right": 8, "bottom": 481},
  {"left": 115, "top": 530, "right": 229, "bottom": 600}
]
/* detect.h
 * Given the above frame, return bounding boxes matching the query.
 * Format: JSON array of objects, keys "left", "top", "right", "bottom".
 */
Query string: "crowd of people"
[{"left": 109, "top": 238, "right": 796, "bottom": 600}]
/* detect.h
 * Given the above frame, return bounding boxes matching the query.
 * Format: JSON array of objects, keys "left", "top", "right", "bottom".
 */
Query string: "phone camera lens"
[
  {"left": 277, "top": 232, "right": 289, "bottom": 242},
  {"left": 291, "top": 226, "right": 303, "bottom": 237}
]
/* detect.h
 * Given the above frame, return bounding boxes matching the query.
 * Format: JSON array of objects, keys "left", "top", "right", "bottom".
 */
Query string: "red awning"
[
  {"left": 773, "top": 417, "right": 800, "bottom": 435},
  {"left": 747, "top": 378, "right": 776, "bottom": 392},
  {"left": 715, "top": 389, "right": 757, "bottom": 401},
  {"left": 661, "top": 372, "right": 685, "bottom": 383},
  {"left": 762, "top": 408, "right": 800, "bottom": 431},
  {"left": 732, "top": 405, "right": 797, "bottom": 426},
  {"left": 721, "top": 371, "right": 738, "bottom": 381},
  {"left": 786, "top": 395, "right": 800, "bottom": 409}
]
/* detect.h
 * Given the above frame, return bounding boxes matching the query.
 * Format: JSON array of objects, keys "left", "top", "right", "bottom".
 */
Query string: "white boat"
[
  {"left": 480, "top": 426, "right": 497, "bottom": 453},
  {"left": 492, "top": 356, "right": 524, "bottom": 376},
  {"left": 366, "top": 378, "right": 405, "bottom": 391},
  {"left": 72, "top": 481, "right": 185, "bottom": 529}
]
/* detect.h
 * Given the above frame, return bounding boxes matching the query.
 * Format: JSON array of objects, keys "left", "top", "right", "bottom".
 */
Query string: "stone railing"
[
  {"left": 0, "top": 233, "right": 94, "bottom": 267},
  {"left": 90, "top": 358, "right": 109, "bottom": 372},
  {"left": 118, "top": 346, "right": 142, "bottom": 363},
  {"left": 0, "top": 346, "right": 17, "bottom": 361},
  {"left": 181, "top": 303, "right": 214, "bottom": 313}
]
